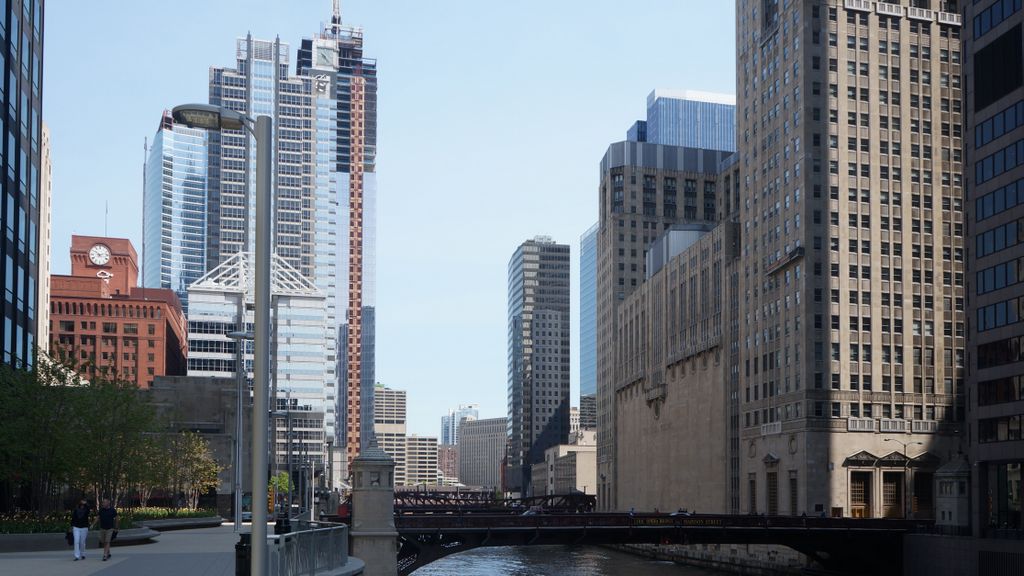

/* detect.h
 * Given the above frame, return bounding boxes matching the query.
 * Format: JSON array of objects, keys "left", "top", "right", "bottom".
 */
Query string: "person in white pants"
[{"left": 69, "top": 499, "right": 91, "bottom": 560}]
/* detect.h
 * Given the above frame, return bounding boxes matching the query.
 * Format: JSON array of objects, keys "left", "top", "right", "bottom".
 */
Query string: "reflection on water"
[{"left": 411, "top": 545, "right": 722, "bottom": 576}]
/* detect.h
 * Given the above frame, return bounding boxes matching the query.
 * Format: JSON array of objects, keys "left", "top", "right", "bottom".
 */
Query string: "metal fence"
[{"left": 268, "top": 522, "right": 349, "bottom": 576}]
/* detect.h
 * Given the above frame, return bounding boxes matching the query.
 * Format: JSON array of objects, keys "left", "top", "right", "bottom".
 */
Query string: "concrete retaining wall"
[
  {"left": 0, "top": 527, "right": 160, "bottom": 553},
  {"left": 904, "top": 534, "right": 1024, "bottom": 576},
  {"left": 613, "top": 543, "right": 808, "bottom": 576}
]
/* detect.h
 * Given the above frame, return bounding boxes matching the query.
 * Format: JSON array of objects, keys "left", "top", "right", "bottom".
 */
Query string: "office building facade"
[
  {"left": 507, "top": 237, "right": 571, "bottom": 494},
  {"left": 735, "top": 0, "right": 964, "bottom": 518},
  {"left": 964, "top": 0, "right": 1024, "bottom": 537},
  {"left": 143, "top": 111, "right": 208, "bottom": 312},
  {"left": 37, "top": 122, "right": 50, "bottom": 353},
  {"left": 579, "top": 222, "right": 598, "bottom": 429},
  {"left": 596, "top": 140, "right": 732, "bottom": 510},
  {"left": 373, "top": 383, "right": 407, "bottom": 486},
  {"left": 1, "top": 0, "right": 44, "bottom": 369},
  {"left": 49, "top": 236, "right": 187, "bottom": 388},
  {"left": 405, "top": 435, "right": 439, "bottom": 487},
  {"left": 187, "top": 252, "right": 329, "bottom": 467},
  {"left": 644, "top": 89, "right": 738, "bottom": 152},
  {"left": 459, "top": 417, "right": 507, "bottom": 489}
]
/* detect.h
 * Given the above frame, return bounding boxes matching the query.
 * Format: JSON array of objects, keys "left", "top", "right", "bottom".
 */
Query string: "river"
[{"left": 411, "top": 545, "right": 723, "bottom": 576}]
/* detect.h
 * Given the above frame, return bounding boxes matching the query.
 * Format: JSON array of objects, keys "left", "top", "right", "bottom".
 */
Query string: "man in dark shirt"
[{"left": 94, "top": 498, "right": 119, "bottom": 561}]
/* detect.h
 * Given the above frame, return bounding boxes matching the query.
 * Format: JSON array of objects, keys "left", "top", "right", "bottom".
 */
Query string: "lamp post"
[
  {"left": 172, "top": 104, "right": 272, "bottom": 576},
  {"left": 884, "top": 438, "right": 923, "bottom": 519},
  {"left": 227, "top": 328, "right": 254, "bottom": 533}
]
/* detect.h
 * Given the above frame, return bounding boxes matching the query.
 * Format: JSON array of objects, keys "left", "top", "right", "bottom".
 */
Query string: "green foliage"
[
  {"left": 269, "top": 471, "right": 291, "bottom": 494},
  {"left": 0, "top": 352, "right": 225, "bottom": 524},
  {"left": 120, "top": 506, "right": 218, "bottom": 526}
]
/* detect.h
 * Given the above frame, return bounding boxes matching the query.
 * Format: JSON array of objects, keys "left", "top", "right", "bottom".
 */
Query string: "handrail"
[{"left": 268, "top": 523, "right": 349, "bottom": 576}]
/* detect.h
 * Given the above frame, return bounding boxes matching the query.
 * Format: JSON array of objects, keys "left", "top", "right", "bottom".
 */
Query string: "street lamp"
[
  {"left": 173, "top": 104, "right": 273, "bottom": 576},
  {"left": 227, "top": 329, "right": 254, "bottom": 533},
  {"left": 884, "top": 438, "right": 924, "bottom": 519}
]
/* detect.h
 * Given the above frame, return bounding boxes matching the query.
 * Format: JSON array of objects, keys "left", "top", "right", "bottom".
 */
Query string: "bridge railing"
[
  {"left": 268, "top": 522, "right": 349, "bottom": 576},
  {"left": 394, "top": 512, "right": 930, "bottom": 532}
]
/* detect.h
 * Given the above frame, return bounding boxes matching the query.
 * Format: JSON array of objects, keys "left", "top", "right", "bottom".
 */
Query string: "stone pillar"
[{"left": 350, "top": 442, "right": 397, "bottom": 576}]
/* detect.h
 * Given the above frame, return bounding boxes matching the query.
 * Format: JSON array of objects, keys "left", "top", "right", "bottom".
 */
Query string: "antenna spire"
[{"left": 332, "top": 0, "right": 341, "bottom": 24}]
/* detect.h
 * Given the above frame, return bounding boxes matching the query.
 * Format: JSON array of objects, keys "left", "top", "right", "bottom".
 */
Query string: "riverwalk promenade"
[{"left": 0, "top": 524, "right": 241, "bottom": 576}]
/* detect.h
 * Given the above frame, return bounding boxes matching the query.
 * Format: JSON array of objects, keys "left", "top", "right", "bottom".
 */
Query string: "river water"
[{"left": 411, "top": 545, "right": 722, "bottom": 576}]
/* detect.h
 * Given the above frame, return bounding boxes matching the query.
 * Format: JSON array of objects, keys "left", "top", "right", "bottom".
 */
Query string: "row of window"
[
  {"left": 978, "top": 375, "right": 1024, "bottom": 407},
  {"left": 975, "top": 176, "right": 1023, "bottom": 222},
  {"left": 978, "top": 414, "right": 1024, "bottom": 443},
  {"left": 974, "top": 0, "right": 1021, "bottom": 40},
  {"left": 976, "top": 296, "right": 1023, "bottom": 332},
  {"left": 975, "top": 99, "right": 1024, "bottom": 150},
  {"left": 975, "top": 218, "right": 1021, "bottom": 258},
  {"left": 976, "top": 256, "right": 1023, "bottom": 296},
  {"left": 977, "top": 334, "right": 1024, "bottom": 370},
  {"left": 974, "top": 137, "right": 1024, "bottom": 186}
]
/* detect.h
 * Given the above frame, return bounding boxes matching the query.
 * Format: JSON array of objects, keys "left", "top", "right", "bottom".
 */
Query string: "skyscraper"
[
  {"left": 441, "top": 403, "right": 479, "bottom": 445},
  {"left": 373, "top": 383, "right": 407, "bottom": 486},
  {"left": 297, "top": 6, "right": 378, "bottom": 466},
  {"left": 643, "top": 89, "right": 737, "bottom": 152},
  {"left": 964, "top": 0, "right": 1024, "bottom": 536},
  {"left": 579, "top": 223, "right": 598, "bottom": 430},
  {"left": 506, "top": 236, "right": 570, "bottom": 495},
  {"left": 197, "top": 4, "right": 378, "bottom": 468},
  {"left": 1, "top": 0, "right": 44, "bottom": 369},
  {"left": 735, "top": 0, "right": 964, "bottom": 518},
  {"left": 143, "top": 111, "right": 208, "bottom": 312},
  {"left": 595, "top": 139, "right": 732, "bottom": 511}
]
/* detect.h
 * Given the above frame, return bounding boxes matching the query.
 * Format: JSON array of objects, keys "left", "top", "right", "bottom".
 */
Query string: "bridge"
[{"left": 391, "top": 512, "right": 925, "bottom": 575}]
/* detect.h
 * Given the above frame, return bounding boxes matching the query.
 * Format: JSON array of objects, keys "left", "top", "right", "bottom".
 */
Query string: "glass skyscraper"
[
  {"left": 143, "top": 112, "right": 208, "bottom": 312},
  {"left": 0, "top": 0, "right": 44, "bottom": 369},
  {"left": 192, "top": 5, "right": 377, "bottom": 468},
  {"left": 639, "top": 89, "right": 736, "bottom": 152},
  {"left": 507, "top": 236, "right": 570, "bottom": 495},
  {"left": 579, "top": 223, "right": 598, "bottom": 430}
]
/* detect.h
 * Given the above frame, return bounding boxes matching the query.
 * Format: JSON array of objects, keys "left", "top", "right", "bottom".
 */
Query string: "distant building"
[
  {"left": 441, "top": 403, "right": 479, "bottom": 445},
  {"left": 507, "top": 236, "right": 571, "bottom": 495},
  {"left": 531, "top": 430, "right": 597, "bottom": 496},
  {"left": 459, "top": 417, "right": 506, "bottom": 489},
  {"left": 142, "top": 111, "right": 208, "bottom": 313},
  {"left": 373, "top": 384, "right": 407, "bottom": 486},
  {"left": 37, "top": 124, "right": 52, "bottom": 353},
  {"left": 579, "top": 395, "right": 596, "bottom": 431},
  {"left": 570, "top": 407, "right": 580, "bottom": 436},
  {"left": 405, "top": 435, "right": 439, "bottom": 487},
  {"left": 640, "top": 89, "right": 736, "bottom": 152},
  {"left": 579, "top": 223, "right": 598, "bottom": 430},
  {"left": 49, "top": 236, "right": 187, "bottom": 388},
  {"left": 437, "top": 444, "right": 459, "bottom": 482}
]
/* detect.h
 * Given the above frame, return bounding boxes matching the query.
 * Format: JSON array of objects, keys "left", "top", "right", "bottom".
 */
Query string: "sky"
[{"left": 44, "top": 0, "right": 736, "bottom": 437}]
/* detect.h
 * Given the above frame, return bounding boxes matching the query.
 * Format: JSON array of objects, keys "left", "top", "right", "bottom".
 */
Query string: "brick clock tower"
[{"left": 69, "top": 236, "right": 138, "bottom": 296}]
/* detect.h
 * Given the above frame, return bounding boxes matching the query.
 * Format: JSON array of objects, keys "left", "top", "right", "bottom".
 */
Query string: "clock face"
[{"left": 89, "top": 244, "right": 111, "bottom": 266}]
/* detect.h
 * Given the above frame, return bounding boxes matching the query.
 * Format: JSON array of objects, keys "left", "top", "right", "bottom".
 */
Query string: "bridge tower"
[{"left": 350, "top": 441, "right": 398, "bottom": 576}]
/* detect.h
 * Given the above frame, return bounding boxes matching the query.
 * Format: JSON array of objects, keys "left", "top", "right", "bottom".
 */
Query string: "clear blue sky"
[{"left": 44, "top": 0, "right": 735, "bottom": 437}]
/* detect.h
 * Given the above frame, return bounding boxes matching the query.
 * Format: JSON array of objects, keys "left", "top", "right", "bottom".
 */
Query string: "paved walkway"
[{"left": 0, "top": 523, "right": 247, "bottom": 576}]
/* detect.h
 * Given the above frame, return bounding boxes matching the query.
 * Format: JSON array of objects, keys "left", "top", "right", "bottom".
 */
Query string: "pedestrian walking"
[
  {"left": 69, "top": 499, "right": 91, "bottom": 561},
  {"left": 93, "top": 498, "right": 119, "bottom": 561}
]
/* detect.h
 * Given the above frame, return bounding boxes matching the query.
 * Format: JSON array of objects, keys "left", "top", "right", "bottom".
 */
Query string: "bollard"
[{"left": 235, "top": 533, "right": 251, "bottom": 576}]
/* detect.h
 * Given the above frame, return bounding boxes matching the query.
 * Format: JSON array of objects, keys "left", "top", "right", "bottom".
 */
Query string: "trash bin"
[{"left": 235, "top": 533, "right": 251, "bottom": 576}]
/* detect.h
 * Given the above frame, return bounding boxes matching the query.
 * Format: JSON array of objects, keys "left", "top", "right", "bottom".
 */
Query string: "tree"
[
  {"left": 166, "top": 432, "right": 220, "bottom": 510},
  {"left": 0, "top": 355, "right": 88, "bottom": 515},
  {"left": 68, "top": 368, "right": 158, "bottom": 506}
]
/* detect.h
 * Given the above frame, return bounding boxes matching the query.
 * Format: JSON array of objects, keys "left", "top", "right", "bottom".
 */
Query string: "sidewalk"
[{"left": 0, "top": 523, "right": 243, "bottom": 576}]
